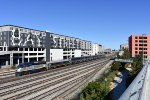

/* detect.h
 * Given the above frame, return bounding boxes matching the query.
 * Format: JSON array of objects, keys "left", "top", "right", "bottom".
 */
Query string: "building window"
[
  {"left": 135, "top": 44, "right": 138, "bottom": 46},
  {"left": 144, "top": 56, "right": 147, "bottom": 58},
  {"left": 144, "top": 52, "right": 147, "bottom": 54},
  {"left": 20, "top": 29, "right": 23, "bottom": 32},
  {"left": 135, "top": 36, "right": 138, "bottom": 39},
  {"left": 144, "top": 48, "right": 147, "bottom": 50},
  {"left": 139, "top": 44, "right": 147, "bottom": 46},
  {"left": 139, "top": 51, "right": 142, "bottom": 54},
  {"left": 135, "top": 40, "right": 138, "bottom": 42},
  {"left": 10, "top": 27, "right": 13, "bottom": 30},
  {"left": 38, "top": 48, "right": 41, "bottom": 51},
  {"left": 30, "top": 48, "right": 33, "bottom": 51},
  {"left": 19, "top": 48, "right": 23, "bottom": 51},
  {"left": 135, "top": 51, "right": 138, "bottom": 54},
  {"left": 135, "top": 48, "right": 138, "bottom": 50},
  {"left": 139, "top": 40, "right": 147, "bottom": 43},
  {"left": 25, "top": 48, "right": 28, "bottom": 51}
]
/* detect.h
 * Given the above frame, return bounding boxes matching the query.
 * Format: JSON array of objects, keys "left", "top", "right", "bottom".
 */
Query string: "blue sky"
[{"left": 0, "top": 0, "right": 150, "bottom": 49}]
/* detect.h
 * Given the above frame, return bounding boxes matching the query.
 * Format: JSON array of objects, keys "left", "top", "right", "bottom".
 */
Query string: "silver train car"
[{"left": 15, "top": 55, "right": 106, "bottom": 76}]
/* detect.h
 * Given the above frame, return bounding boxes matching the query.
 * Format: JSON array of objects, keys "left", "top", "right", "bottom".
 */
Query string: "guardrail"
[
  {"left": 139, "top": 62, "right": 150, "bottom": 100},
  {"left": 119, "top": 62, "right": 149, "bottom": 100}
]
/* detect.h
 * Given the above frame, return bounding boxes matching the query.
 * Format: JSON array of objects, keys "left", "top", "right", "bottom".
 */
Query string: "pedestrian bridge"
[
  {"left": 115, "top": 58, "right": 133, "bottom": 63},
  {"left": 119, "top": 61, "right": 150, "bottom": 100}
]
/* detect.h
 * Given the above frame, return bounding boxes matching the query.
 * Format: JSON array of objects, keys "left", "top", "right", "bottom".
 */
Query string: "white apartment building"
[{"left": 92, "top": 43, "right": 103, "bottom": 55}]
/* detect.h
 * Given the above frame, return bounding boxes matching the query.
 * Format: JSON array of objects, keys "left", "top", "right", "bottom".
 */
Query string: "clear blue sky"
[{"left": 0, "top": 0, "right": 150, "bottom": 49}]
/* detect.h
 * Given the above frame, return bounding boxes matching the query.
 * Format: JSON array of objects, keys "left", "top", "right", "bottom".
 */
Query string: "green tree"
[
  {"left": 111, "top": 62, "right": 122, "bottom": 71},
  {"left": 121, "top": 49, "right": 130, "bottom": 59},
  {"left": 126, "top": 53, "right": 143, "bottom": 87},
  {"left": 80, "top": 81, "right": 108, "bottom": 100},
  {"left": 132, "top": 53, "right": 143, "bottom": 74}
]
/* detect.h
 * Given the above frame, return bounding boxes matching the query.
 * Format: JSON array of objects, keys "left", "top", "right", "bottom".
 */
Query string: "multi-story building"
[
  {"left": 129, "top": 35, "right": 150, "bottom": 59},
  {"left": 92, "top": 43, "right": 103, "bottom": 55},
  {"left": 120, "top": 43, "right": 129, "bottom": 51},
  {"left": 0, "top": 25, "right": 47, "bottom": 68},
  {"left": 48, "top": 33, "right": 92, "bottom": 61},
  {"left": 104, "top": 48, "right": 112, "bottom": 54},
  {"left": 0, "top": 25, "right": 93, "bottom": 68}
]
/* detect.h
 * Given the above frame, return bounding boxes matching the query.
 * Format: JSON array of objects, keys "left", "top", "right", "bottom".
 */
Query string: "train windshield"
[
  {"left": 17, "top": 64, "right": 25, "bottom": 69},
  {"left": 16, "top": 62, "right": 45, "bottom": 69},
  {"left": 33, "top": 61, "right": 46, "bottom": 65}
]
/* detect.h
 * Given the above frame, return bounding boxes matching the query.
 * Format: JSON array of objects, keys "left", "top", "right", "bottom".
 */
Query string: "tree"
[
  {"left": 132, "top": 53, "right": 143, "bottom": 74},
  {"left": 121, "top": 49, "right": 130, "bottom": 59},
  {"left": 111, "top": 62, "right": 122, "bottom": 71},
  {"left": 126, "top": 53, "right": 143, "bottom": 87},
  {"left": 80, "top": 82, "right": 108, "bottom": 100}
]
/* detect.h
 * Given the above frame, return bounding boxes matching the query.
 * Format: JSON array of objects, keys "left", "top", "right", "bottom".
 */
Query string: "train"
[{"left": 15, "top": 55, "right": 106, "bottom": 76}]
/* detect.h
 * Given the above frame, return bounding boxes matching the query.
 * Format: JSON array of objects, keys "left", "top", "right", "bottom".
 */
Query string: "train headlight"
[{"left": 17, "top": 68, "right": 21, "bottom": 72}]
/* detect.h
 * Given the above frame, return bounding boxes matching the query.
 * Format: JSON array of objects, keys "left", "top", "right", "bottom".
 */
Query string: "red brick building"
[{"left": 129, "top": 35, "right": 150, "bottom": 59}]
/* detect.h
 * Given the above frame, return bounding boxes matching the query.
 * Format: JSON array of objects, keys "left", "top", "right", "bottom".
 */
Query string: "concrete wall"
[
  {"left": 74, "top": 50, "right": 81, "bottom": 57},
  {"left": 50, "top": 49, "right": 63, "bottom": 61}
]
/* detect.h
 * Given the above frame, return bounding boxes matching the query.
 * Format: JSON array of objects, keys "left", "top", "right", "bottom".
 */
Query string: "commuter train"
[{"left": 15, "top": 55, "right": 106, "bottom": 76}]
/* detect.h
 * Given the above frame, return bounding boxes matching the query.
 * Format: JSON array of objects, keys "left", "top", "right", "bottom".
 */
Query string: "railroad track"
[
  {"left": 53, "top": 62, "right": 107, "bottom": 100},
  {"left": 0, "top": 61, "right": 107, "bottom": 97},
  {"left": 0, "top": 70, "right": 15, "bottom": 75},
  {"left": 0, "top": 70, "right": 15, "bottom": 79},
  {"left": 0, "top": 58, "right": 111, "bottom": 100},
  {"left": 24, "top": 62, "right": 108, "bottom": 100},
  {"left": 0, "top": 59, "right": 108, "bottom": 90},
  {"left": 31, "top": 70, "right": 94, "bottom": 100},
  {"left": 31, "top": 62, "right": 108, "bottom": 100},
  {"left": 0, "top": 58, "right": 108, "bottom": 84},
  {"left": 1, "top": 61, "right": 106, "bottom": 100}
]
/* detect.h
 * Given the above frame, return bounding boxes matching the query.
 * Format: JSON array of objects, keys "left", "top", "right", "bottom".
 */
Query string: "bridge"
[
  {"left": 115, "top": 58, "right": 133, "bottom": 63},
  {"left": 119, "top": 61, "right": 150, "bottom": 100}
]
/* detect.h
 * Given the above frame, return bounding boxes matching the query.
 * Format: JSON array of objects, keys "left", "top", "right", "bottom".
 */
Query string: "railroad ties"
[{"left": 0, "top": 58, "right": 110, "bottom": 100}]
